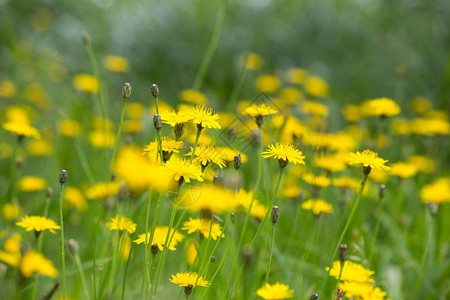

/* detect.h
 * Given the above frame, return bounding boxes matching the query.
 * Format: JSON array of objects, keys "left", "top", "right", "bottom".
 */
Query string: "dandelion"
[
  {"left": 182, "top": 218, "right": 224, "bottom": 240},
  {"left": 105, "top": 215, "right": 137, "bottom": 234},
  {"left": 244, "top": 103, "right": 278, "bottom": 118},
  {"left": 20, "top": 251, "right": 58, "bottom": 278},
  {"left": 326, "top": 261, "right": 374, "bottom": 283},
  {"left": 16, "top": 215, "right": 61, "bottom": 234},
  {"left": 18, "top": 176, "right": 48, "bottom": 192},
  {"left": 186, "top": 105, "right": 221, "bottom": 130},
  {"left": 102, "top": 55, "right": 130, "bottom": 73},
  {"left": 88, "top": 130, "right": 115, "bottom": 148},
  {"left": 364, "top": 97, "right": 400, "bottom": 118},
  {"left": 301, "top": 199, "right": 333, "bottom": 215},
  {"left": 302, "top": 100, "right": 328, "bottom": 117},
  {"left": 0, "top": 234, "right": 22, "bottom": 267},
  {"left": 63, "top": 187, "right": 88, "bottom": 211},
  {"left": 170, "top": 271, "right": 210, "bottom": 296},
  {"left": 338, "top": 281, "right": 387, "bottom": 300},
  {"left": 286, "top": 68, "right": 306, "bottom": 84},
  {"left": 164, "top": 157, "right": 204, "bottom": 183},
  {"left": 58, "top": 119, "right": 82, "bottom": 137},
  {"left": 262, "top": 142, "right": 306, "bottom": 168},
  {"left": 185, "top": 145, "right": 226, "bottom": 169},
  {"left": 241, "top": 52, "right": 263, "bottom": 70},
  {"left": 161, "top": 110, "right": 193, "bottom": 127},
  {"left": 256, "top": 282, "right": 294, "bottom": 299},
  {"left": 348, "top": 150, "right": 390, "bottom": 174},
  {"left": 144, "top": 137, "right": 184, "bottom": 162},
  {"left": 73, "top": 74, "right": 99, "bottom": 93},
  {"left": 180, "top": 89, "right": 207, "bottom": 105},
  {"left": 255, "top": 74, "right": 280, "bottom": 93},
  {"left": 134, "top": 226, "right": 184, "bottom": 251},
  {"left": 420, "top": 178, "right": 450, "bottom": 204},
  {"left": 3, "top": 122, "right": 41, "bottom": 140},
  {"left": 302, "top": 173, "right": 331, "bottom": 188},
  {"left": 85, "top": 181, "right": 121, "bottom": 200},
  {"left": 305, "top": 76, "right": 329, "bottom": 97},
  {"left": 26, "top": 139, "right": 53, "bottom": 156},
  {"left": 390, "top": 162, "right": 418, "bottom": 179},
  {"left": 2, "top": 203, "right": 20, "bottom": 220},
  {"left": 0, "top": 80, "right": 16, "bottom": 98}
]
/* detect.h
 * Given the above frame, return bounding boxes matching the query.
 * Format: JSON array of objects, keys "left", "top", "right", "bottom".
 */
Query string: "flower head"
[
  {"left": 182, "top": 218, "right": 224, "bottom": 240},
  {"left": 326, "top": 261, "right": 374, "bottom": 283},
  {"left": 262, "top": 142, "right": 306, "bottom": 167},
  {"left": 256, "top": 282, "right": 294, "bottom": 299},
  {"left": 16, "top": 215, "right": 61, "bottom": 234},
  {"left": 364, "top": 97, "right": 400, "bottom": 117},
  {"left": 244, "top": 103, "right": 278, "bottom": 118},
  {"left": 106, "top": 215, "right": 136, "bottom": 234},
  {"left": 301, "top": 199, "right": 333, "bottom": 215},
  {"left": 160, "top": 110, "right": 192, "bottom": 127},
  {"left": 164, "top": 157, "right": 204, "bottom": 183},
  {"left": 302, "top": 173, "right": 331, "bottom": 187},
  {"left": 20, "top": 251, "right": 58, "bottom": 278},
  {"left": 305, "top": 76, "right": 329, "bottom": 97},
  {"left": 102, "top": 55, "right": 130, "bottom": 73},
  {"left": 64, "top": 187, "right": 88, "bottom": 211},
  {"left": 73, "top": 74, "right": 99, "bottom": 93},
  {"left": 180, "top": 89, "right": 207, "bottom": 105},
  {"left": 390, "top": 162, "right": 418, "bottom": 179},
  {"left": 3, "top": 122, "right": 41, "bottom": 139},
  {"left": 144, "top": 137, "right": 184, "bottom": 159},
  {"left": 338, "top": 281, "right": 387, "bottom": 300},
  {"left": 18, "top": 176, "right": 48, "bottom": 192},
  {"left": 85, "top": 181, "right": 121, "bottom": 200},
  {"left": 348, "top": 150, "right": 390, "bottom": 172},
  {"left": 134, "top": 226, "right": 184, "bottom": 251},
  {"left": 186, "top": 105, "right": 221, "bottom": 129},
  {"left": 420, "top": 177, "right": 450, "bottom": 204},
  {"left": 170, "top": 271, "right": 210, "bottom": 287},
  {"left": 185, "top": 145, "right": 226, "bottom": 169}
]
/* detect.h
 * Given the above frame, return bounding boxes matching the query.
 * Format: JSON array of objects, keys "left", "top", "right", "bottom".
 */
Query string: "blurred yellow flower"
[
  {"left": 3, "top": 122, "right": 41, "bottom": 139},
  {"left": 302, "top": 100, "right": 328, "bottom": 117},
  {"left": 218, "top": 147, "right": 248, "bottom": 164},
  {"left": 338, "top": 281, "right": 387, "bottom": 300},
  {"left": 20, "top": 251, "right": 58, "bottom": 278},
  {"left": 19, "top": 176, "right": 48, "bottom": 192},
  {"left": 235, "top": 189, "right": 267, "bottom": 220},
  {"left": 256, "top": 74, "right": 280, "bottom": 93},
  {"left": 26, "top": 139, "right": 53, "bottom": 156},
  {"left": 410, "top": 118, "right": 450, "bottom": 135},
  {"left": 326, "top": 260, "right": 374, "bottom": 283},
  {"left": 364, "top": 97, "right": 400, "bottom": 118},
  {"left": 244, "top": 103, "right": 278, "bottom": 118},
  {"left": 24, "top": 83, "right": 51, "bottom": 109},
  {"left": 305, "top": 76, "right": 329, "bottom": 97},
  {"left": 182, "top": 218, "right": 224, "bottom": 240},
  {"left": 16, "top": 215, "right": 60, "bottom": 234},
  {"left": 256, "top": 282, "right": 294, "bottom": 299},
  {"left": 390, "top": 162, "right": 418, "bottom": 179},
  {"left": 241, "top": 52, "right": 263, "bottom": 70},
  {"left": 343, "top": 104, "right": 362, "bottom": 122},
  {"left": 302, "top": 173, "right": 331, "bottom": 187},
  {"left": 301, "top": 199, "right": 333, "bottom": 215},
  {"left": 58, "top": 119, "right": 82, "bottom": 137},
  {"left": 134, "top": 226, "right": 184, "bottom": 251},
  {"left": 420, "top": 177, "right": 450, "bottom": 204},
  {"left": 0, "top": 234, "right": 22, "bottom": 267},
  {"left": 280, "top": 87, "right": 303, "bottom": 104},
  {"left": 348, "top": 150, "right": 390, "bottom": 171},
  {"left": 2, "top": 203, "right": 20, "bottom": 221},
  {"left": 180, "top": 89, "right": 207, "bottom": 105},
  {"left": 0, "top": 80, "right": 16, "bottom": 98},
  {"left": 103, "top": 55, "right": 130, "bottom": 73},
  {"left": 73, "top": 74, "right": 99, "bottom": 93},
  {"left": 88, "top": 130, "right": 115, "bottom": 148},
  {"left": 170, "top": 271, "right": 210, "bottom": 287},
  {"left": 185, "top": 240, "right": 198, "bottom": 265},
  {"left": 126, "top": 102, "right": 146, "bottom": 119},
  {"left": 391, "top": 118, "right": 410, "bottom": 135},
  {"left": 123, "top": 119, "right": 143, "bottom": 133},
  {"left": 85, "top": 181, "right": 121, "bottom": 200},
  {"left": 106, "top": 215, "right": 136, "bottom": 234},
  {"left": 0, "top": 143, "right": 13, "bottom": 158},
  {"left": 287, "top": 68, "right": 307, "bottom": 85},
  {"left": 410, "top": 96, "right": 432, "bottom": 115},
  {"left": 144, "top": 137, "right": 184, "bottom": 159},
  {"left": 408, "top": 155, "right": 434, "bottom": 173},
  {"left": 64, "top": 187, "right": 88, "bottom": 211}
]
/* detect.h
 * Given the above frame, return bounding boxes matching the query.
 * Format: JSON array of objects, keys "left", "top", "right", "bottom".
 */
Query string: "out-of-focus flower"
[
  {"left": 256, "top": 74, "right": 280, "bottom": 93},
  {"left": 64, "top": 187, "right": 88, "bottom": 211},
  {"left": 256, "top": 282, "right": 294, "bottom": 299},
  {"left": 301, "top": 199, "right": 333, "bottom": 215},
  {"left": 58, "top": 119, "right": 82, "bottom": 137},
  {"left": 241, "top": 53, "right": 263, "bottom": 70},
  {"left": 180, "top": 90, "right": 207, "bottom": 105},
  {"left": 88, "top": 130, "right": 115, "bottom": 148},
  {"left": 73, "top": 74, "right": 99, "bottom": 93},
  {"left": 85, "top": 181, "right": 121, "bottom": 200},
  {"left": 20, "top": 251, "right": 58, "bottom": 278},
  {"left": 338, "top": 281, "right": 387, "bottom": 300},
  {"left": 286, "top": 68, "right": 307, "bottom": 85},
  {"left": 302, "top": 100, "right": 328, "bottom": 117},
  {"left": 363, "top": 97, "right": 400, "bottom": 118},
  {"left": 19, "top": 176, "right": 48, "bottom": 192},
  {"left": 420, "top": 178, "right": 450, "bottom": 205},
  {"left": 0, "top": 80, "right": 16, "bottom": 98},
  {"left": 2, "top": 203, "right": 20, "bottom": 221},
  {"left": 105, "top": 215, "right": 136, "bottom": 234},
  {"left": 305, "top": 76, "right": 329, "bottom": 97},
  {"left": 103, "top": 55, "right": 130, "bottom": 73},
  {"left": 326, "top": 261, "right": 374, "bottom": 283},
  {"left": 390, "top": 162, "right": 418, "bottom": 179},
  {"left": 26, "top": 139, "right": 53, "bottom": 156}
]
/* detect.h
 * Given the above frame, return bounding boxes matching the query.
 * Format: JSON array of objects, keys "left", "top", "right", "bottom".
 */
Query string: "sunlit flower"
[
  {"left": 180, "top": 89, "right": 207, "bottom": 105},
  {"left": 302, "top": 173, "right": 331, "bottom": 187},
  {"left": 338, "top": 281, "right": 387, "bottom": 300},
  {"left": 16, "top": 215, "right": 60, "bottom": 234},
  {"left": 326, "top": 260, "right": 374, "bottom": 283},
  {"left": 420, "top": 177, "right": 450, "bottom": 204},
  {"left": 2, "top": 203, "right": 20, "bottom": 221},
  {"left": 185, "top": 240, "right": 198, "bottom": 265},
  {"left": 186, "top": 105, "right": 221, "bottom": 129},
  {"left": 235, "top": 189, "right": 267, "bottom": 220},
  {"left": 26, "top": 139, "right": 53, "bottom": 156},
  {"left": 18, "top": 176, "right": 48, "bottom": 192},
  {"left": 314, "top": 154, "right": 347, "bottom": 173},
  {"left": 106, "top": 215, "right": 136, "bottom": 234},
  {"left": 218, "top": 147, "right": 248, "bottom": 164},
  {"left": 332, "top": 176, "right": 361, "bottom": 191},
  {"left": 3, "top": 122, "right": 41, "bottom": 139},
  {"left": 103, "top": 55, "right": 130, "bottom": 73},
  {"left": 408, "top": 155, "right": 435, "bottom": 173},
  {"left": 134, "top": 226, "right": 184, "bottom": 251},
  {"left": 255, "top": 74, "right": 280, "bottom": 93},
  {"left": 302, "top": 100, "right": 328, "bottom": 117},
  {"left": 390, "top": 162, "right": 418, "bottom": 179},
  {"left": 126, "top": 102, "right": 146, "bottom": 119},
  {"left": 170, "top": 271, "right": 210, "bottom": 287},
  {"left": 305, "top": 76, "right": 329, "bottom": 97},
  {"left": 88, "top": 130, "right": 115, "bottom": 148},
  {"left": 301, "top": 199, "right": 333, "bottom": 215},
  {"left": 64, "top": 187, "right": 88, "bottom": 211},
  {"left": 410, "top": 118, "right": 450, "bottom": 135},
  {"left": 161, "top": 110, "right": 192, "bottom": 127},
  {"left": 364, "top": 97, "right": 400, "bottom": 117},
  {"left": 85, "top": 181, "right": 121, "bottom": 200},
  {"left": 144, "top": 137, "right": 184, "bottom": 161},
  {"left": 348, "top": 150, "right": 390, "bottom": 172},
  {"left": 164, "top": 157, "right": 204, "bottom": 183},
  {"left": 182, "top": 184, "right": 234, "bottom": 214},
  {"left": 73, "top": 74, "right": 99, "bottom": 93},
  {"left": 343, "top": 104, "right": 362, "bottom": 122},
  {"left": 58, "top": 119, "right": 82, "bottom": 137},
  {"left": 182, "top": 218, "right": 224, "bottom": 240},
  {"left": 261, "top": 142, "right": 306, "bottom": 167},
  {"left": 0, "top": 234, "right": 22, "bottom": 267},
  {"left": 20, "top": 251, "right": 58, "bottom": 278},
  {"left": 185, "top": 145, "right": 226, "bottom": 169},
  {"left": 256, "top": 282, "right": 294, "bottom": 299},
  {"left": 244, "top": 103, "right": 278, "bottom": 118}
]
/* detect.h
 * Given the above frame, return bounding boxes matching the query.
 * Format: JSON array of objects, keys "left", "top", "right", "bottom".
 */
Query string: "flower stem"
[
  {"left": 59, "top": 183, "right": 67, "bottom": 299},
  {"left": 190, "top": 127, "right": 202, "bottom": 163},
  {"left": 265, "top": 224, "right": 277, "bottom": 282},
  {"left": 109, "top": 97, "right": 127, "bottom": 178},
  {"left": 72, "top": 252, "right": 90, "bottom": 300},
  {"left": 320, "top": 173, "right": 368, "bottom": 297},
  {"left": 368, "top": 191, "right": 386, "bottom": 265},
  {"left": 93, "top": 203, "right": 103, "bottom": 300},
  {"left": 141, "top": 193, "right": 154, "bottom": 299}
]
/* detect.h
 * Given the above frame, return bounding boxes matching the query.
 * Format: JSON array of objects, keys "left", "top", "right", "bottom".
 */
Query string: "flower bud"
[
  {"left": 379, "top": 184, "right": 386, "bottom": 199},
  {"left": 210, "top": 255, "right": 216, "bottom": 262},
  {"left": 271, "top": 206, "right": 280, "bottom": 224},
  {"left": 122, "top": 82, "right": 131, "bottom": 99},
  {"left": 46, "top": 187, "right": 53, "bottom": 198},
  {"left": 82, "top": 31, "right": 90, "bottom": 44},
  {"left": 255, "top": 115, "right": 264, "bottom": 128},
  {"left": 310, "top": 293, "right": 319, "bottom": 300},
  {"left": 278, "top": 158, "right": 288, "bottom": 169},
  {"left": 174, "top": 123, "right": 185, "bottom": 139},
  {"left": 363, "top": 165, "right": 371, "bottom": 175},
  {"left": 339, "top": 244, "right": 348, "bottom": 263},
  {"left": 427, "top": 202, "right": 439, "bottom": 217},
  {"left": 153, "top": 114, "right": 162, "bottom": 131},
  {"left": 68, "top": 239, "right": 79, "bottom": 255},
  {"left": 59, "top": 169, "right": 68, "bottom": 184},
  {"left": 233, "top": 154, "right": 242, "bottom": 170},
  {"left": 151, "top": 83, "right": 159, "bottom": 98},
  {"left": 230, "top": 212, "right": 236, "bottom": 224}
]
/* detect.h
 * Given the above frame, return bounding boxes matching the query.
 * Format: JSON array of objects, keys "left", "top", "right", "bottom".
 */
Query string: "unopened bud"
[
  {"left": 68, "top": 239, "right": 79, "bottom": 255},
  {"left": 310, "top": 293, "right": 319, "bottom": 300},
  {"left": 363, "top": 166, "right": 371, "bottom": 175},
  {"left": 271, "top": 206, "right": 280, "bottom": 224},
  {"left": 427, "top": 202, "right": 439, "bottom": 217},
  {"left": 379, "top": 184, "right": 386, "bottom": 199},
  {"left": 230, "top": 212, "right": 236, "bottom": 224},
  {"left": 82, "top": 32, "right": 90, "bottom": 44},
  {"left": 174, "top": 123, "right": 185, "bottom": 139},
  {"left": 151, "top": 83, "right": 159, "bottom": 98},
  {"left": 153, "top": 114, "right": 162, "bottom": 131},
  {"left": 255, "top": 115, "right": 263, "bottom": 128},
  {"left": 122, "top": 82, "right": 131, "bottom": 99},
  {"left": 210, "top": 255, "right": 216, "bottom": 262},
  {"left": 46, "top": 187, "right": 53, "bottom": 198},
  {"left": 184, "top": 285, "right": 193, "bottom": 296},
  {"left": 59, "top": 169, "right": 68, "bottom": 184},
  {"left": 339, "top": 244, "right": 348, "bottom": 263},
  {"left": 233, "top": 154, "right": 242, "bottom": 170}
]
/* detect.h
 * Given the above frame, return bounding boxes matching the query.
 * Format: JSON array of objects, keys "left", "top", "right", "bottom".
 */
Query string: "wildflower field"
[{"left": 1, "top": 0, "right": 449, "bottom": 299}]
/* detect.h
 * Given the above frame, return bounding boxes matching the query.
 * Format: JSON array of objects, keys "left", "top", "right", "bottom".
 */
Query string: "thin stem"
[
  {"left": 93, "top": 203, "right": 103, "bottom": 300},
  {"left": 190, "top": 128, "right": 202, "bottom": 163},
  {"left": 31, "top": 233, "right": 43, "bottom": 300},
  {"left": 109, "top": 97, "right": 127, "bottom": 178},
  {"left": 265, "top": 224, "right": 277, "bottom": 282},
  {"left": 192, "top": 3, "right": 226, "bottom": 91},
  {"left": 59, "top": 183, "right": 67, "bottom": 300},
  {"left": 368, "top": 193, "right": 386, "bottom": 265},
  {"left": 320, "top": 173, "right": 368, "bottom": 297},
  {"left": 285, "top": 202, "right": 302, "bottom": 255},
  {"left": 73, "top": 253, "right": 91, "bottom": 300},
  {"left": 72, "top": 136, "right": 96, "bottom": 184},
  {"left": 141, "top": 193, "right": 153, "bottom": 299}
]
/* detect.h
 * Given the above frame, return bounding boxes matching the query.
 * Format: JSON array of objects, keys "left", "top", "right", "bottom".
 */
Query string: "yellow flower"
[
  {"left": 286, "top": 68, "right": 307, "bottom": 84},
  {"left": 410, "top": 118, "right": 450, "bottom": 135},
  {"left": 180, "top": 89, "right": 207, "bottom": 105},
  {"left": 348, "top": 150, "right": 390, "bottom": 171},
  {"left": 186, "top": 105, "right": 221, "bottom": 129},
  {"left": 326, "top": 260, "right": 374, "bottom": 283},
  {"left": 58, "top": 119, "right": 82, "bottom": 137},
  {"left": 408, "top": 155, "right": 434, "bottom": 173},
  {"left": 185, "top": 240, "right": 198, "bottom": 265},
  {"left": 364, "top": 97, "right": 400, "bottom": 117},
  {"left": 302, "top": 173, "right": 331, "bottom": 187},
  {"left": 410, "top": 96, "right": 432, "bottom": 114},
  {"left": 244, "top": 103, "right": 278, "bottom": 118},
  {"left": 103, "top": 55, "right": 130, "bottom": 73},
  {"left": 144, "top": 137, "right": 184, "bottom": 158},
  {"left": 106, "top": 215, "right": 136, "bottom": 234},
  {"left": 88, "top": 130, "right": 115, "bottom": 148},
  {"left": 0, "top": 142, "right": 13, "bottom": 158},
  {"left": 235, "top": 189, "right": 267, "bottom": 220},
  {"left": 261, "top": 142, "right": 306, "bottom": 166},
  {"left": 0, "top": 80, "right": 17, "bottom": 98},
  {"left": 218, "top": 147, "right": 248, "bottom": 164},
  {"left": 314, "top": 154, "right": 347, "bottom": 173},
  {"left": 161, "top": 110, "right": 192, "bottom": 127},
  {"left": 391, "top": 118, "right": 410, "bottom": 135},
  {"left": 85, "top": 181, "right": 121, "bottom": 200},
  {"left": 73, "top": 74, "right": 99, "bottom": 93},
  {"left": 241, "top": 52, "right": 263, "bottom": 70},
  {"left": 164, "top": 157, "right": 204, "bottom": 183},
  {"left": 134, "top": 226, "right": 184, "bottom": 251},
  {"left": 64, "top": 187, "right": 88, "bottom": 211},
  {"left": 343, "top": 104, "right": 362, "bottom": 122},
  {"left": 20, "top": 251, "right": 58, "bottom": 278},
  {"left": 126, "top": 102, "right": 146, "bottom": 119},
  {"left": 0, "top": 234, "right": 22, "bottom": 267},
  {"left": 305, "top": 76, "right": 329, "bottom": 97},
  {"left": 16, "top": 215, "right": 61, "bottom": 234},
  {"left": 280, "top": 87, "right": 303, "bottom": 104},
  {"left": 170, "top": 271, "right": 210, "bottom": 287},
  {"left": 3, "top": 122, "right": 41, "bottom": 139},
  {"left": 338, "top": 282, "right": 387, "bottom": 300},
  {"left": 26, "top": 139, "right": 53, "bottom": 156},
  {"left": 332, "top": 176, "right": 361, "bottom": 191},
  {"left": 302, "top": 100, "right": 328, "bottom": 117},
  {"left": 182, "top": 184, "right": 234, "bottom": 214},
  {"left": 124, "top": 119, "right": 143, "bottom": 133},
  {"left": 2, "top": 203, "right": 20, "bottom": 221},
  {"left": 182, "top": 218, "right": 224, "bottom": 240},
  {"left": 390, "top": 162, "right": 418, "bottom": 179},
  {"left": 301, "top": 199, "right": 333, "bottom": 215},
  {"left": 18, "top": 176, "right": 48, "bottom": 192},
  {"left": 255, "top": 74, "right": 280, "bottom": 93},
  {"left": 420, "top": 178, "right": 450, "bottom": 204},
  {"left": 256, "top": 282, "right": 294, "bottom": 299},
  {"left": 185, "top": 145, "right": 225, "bottom": 168}
]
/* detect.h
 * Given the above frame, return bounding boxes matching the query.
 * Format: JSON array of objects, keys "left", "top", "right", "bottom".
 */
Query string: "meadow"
[{"left": 0, "top": 0, "right": 449, "bottom": 299}]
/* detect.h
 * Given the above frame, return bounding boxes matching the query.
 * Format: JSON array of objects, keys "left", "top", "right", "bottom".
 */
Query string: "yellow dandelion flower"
[
  {"left": 241, "top": 52, "right": 263, "bottom": 70},
  {"left": 420, "top": 178, "right": 450, "bottom": 204},
  {"left": 338, "top": 282, "right": 387, "bottom": 300},
  {"left": 391, "top": 118, "right": 410, "bottom": 135},
  {"left": 186, "top": 105, "right": 221, "bottom": 129},
  {"left": 126, "top": 102, "right": 146, "bottom": 119},
  {"left": 0, "top": 234, "right": 22, "bottom": 267},
  {"left": 18, "top": 176, "right": 47, "bottom": 192},
  {"left": 302, "top": 100, "right": 328, "bottom": 117},
  {"left": 314, "top": 154, "right": 347, "bottom": 173},
  {"left": 256, "top": 74, "right": 280, "bottom": 93},
  {"left": 134, "top": 226, "right": 184, "bottom": 251},
  {"left": 0, "top": 80, "right": 17, "bottom": 98},
  {"left": 280, "top": 87, "right": 303, "bottom": 104},
  {"left": 234, "top": 189, "right": 267, "bottom": 220},
  {"left": 64, "top": 187, "right": 88, "bottom": 211},
  {"left": 326, "top": 260, "right": 374, "bottom": 283},
  {"left": 286, "top": 68, "right": 307, "bottom": 85},
  {"left": 302, "top": 173, "right": 331, "bottom": 187},
  {"left": 161, "top": 110, "right": 192, "bottom": 127},
  {"left": 343, "top": 104, "right": 362, "bottom": 122},
  {"left": 73, "top": 74, "right": 99, "bottom": 93},
  {"left": 170, "top": 271, "right": 210, "bottom": 287},
  {"left": 183, "top": 184, "right": 234, "bottom": 214},
  {"left": 256, "top": 282, "right": 294, "bottom": 300},
  {"left": 144, "top": 137, "right": 184, "bottom": 158},
  {"left": 164, "top": 157, "right": 204, "bottom": 183},
  {"left": 185, "top": 145, "right": 226, "bottom": 169},
  {"left": 26, "top": 139, "right": 53, "bottom": 156},
  {"left": 3, "top": 122, "right": 41, "bottom": 139},
  {"left": 88, "top": 130, "right": 115, "bottom": 148},
  {"left": 218, "top": 147, "right": 248, "bottom": 164},
  {"left": 180, "top": 89, "right": 207, "bottom": 105},
  {"left": 123, "top": 119, "right": 143, "bottom": 133},
  {"left": 16, "top": 215, "right": 60, "bottom": 234},
  {"left": 58, "top": 119, "right": 82, "bottom": 137},
  {"left": 244, "top": 103, "right": 278, "bottom": 118},
  {"left": 332, "top": 176, "right": 361, "bottom": 191},
  {"left": 261, "top": 142, "right": 306, "bottom": 167},
  {"left": 20, "top": 251, "right": 58, "bottom": 278},
  {"left": 390, "top": 162, "right": 418, "bottom": 179},
  {"left": 182, "top": 218, "right": 224, "bottom": 240},
  {"left": 348, "top": 150, "right": 390, "bottom": 172},
  {"left": 185, "top": 240, "right": 198, "bottom": 266},
  {"left": 408, "top": 155, "right": 434, "bottom": 173},
  {"left": 85, "top": 181, "right": 121, "bottom": 200},
  {"left": 105, "top": 215, "right": 136, "bottom": 234},
  {"left": 301, "top": 199, "right": 333, "bottom": 215},
  {"left": 410, "top": 118, "right": 450, "bottom": 135},
  {"left": 369, "top": 168, "right": 389, "bottom": 183},
  {"left": 305, "top": 76, "right": 329, "bottom": 97},
  {"left": 103, "top": 55, "right": 130, "bottom": 73},
  {"left": 364, "top": 97, "right": 400, "bottom": 118},
  {"left": 2, "top": 203, "right": 20, "bottom": 221}
]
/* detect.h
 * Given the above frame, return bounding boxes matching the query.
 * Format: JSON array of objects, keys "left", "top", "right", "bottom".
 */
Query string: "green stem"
[
  {"left": 59, "top": 183, "right": 67, "bottom": 299},
  {"left": 265, "top": 224, "right": 276, "bottom": 282},
  {"left": 31, "top": 232, "right": 43, "bottom": 300},
  {"left": 190, "top": 128, "right": 202, "bottom": 163},
  {"left": 109, "top": 97, "right": 127, "bottom": 178},
  {"left": 72, "top": 136, "right": 96, "bottom": 184},
  {"left": 320, "top": 173, "right": 368, "bottom": 297},
  {"left": 368, "top": 192, "right": 386, "bottom": 265},
  {"left": 285, "top": 202, "right": 302, "bottom": 255},
  {"left": 192, "top": 3, "right": 226, "bottom": 91},
  {"left": 73, "top": 252, "right": 91, "bottom": 300},
  {"left": 93, "top": 203, "right": 103, "bottom": 300},
  {"left": 141, "top": 193, "right": 153, "bottom": 300}
]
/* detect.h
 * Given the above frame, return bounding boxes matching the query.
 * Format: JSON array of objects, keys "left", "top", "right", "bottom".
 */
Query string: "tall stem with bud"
[
  {"left": 265, "top": 206, "right": 279, "bottom": 282},
  {"left": 59, "top": 170, "right": 68, "bottom": 300}
]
